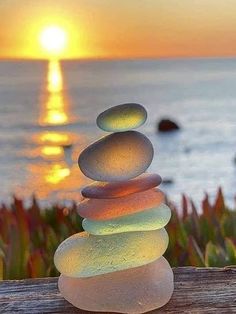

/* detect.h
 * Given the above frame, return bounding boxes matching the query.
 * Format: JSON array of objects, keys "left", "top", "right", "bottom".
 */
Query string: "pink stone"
[
  {"left": 77, "top": 188, "right": 165, "bottom": 220},
  {"left": 81, "top": 173, "right": 162, "bottom": 199},
  {"left": 58, "top": 256, "right": 174, "bottom": 314}
]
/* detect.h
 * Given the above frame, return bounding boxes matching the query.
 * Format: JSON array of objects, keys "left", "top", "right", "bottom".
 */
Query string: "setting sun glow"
[
  {"left": 40, "top": 26, "right": 67, "bottom": 56},
  {"left": 2, "top": 1, "right": 236, "bottom": 59}
]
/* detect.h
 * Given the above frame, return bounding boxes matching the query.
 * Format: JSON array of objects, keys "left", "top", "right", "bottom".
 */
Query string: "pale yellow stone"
[
  {"left": 96, "top": 103, "right": 147, "bottom": 132},
  {"left": 54, "top": 229, "right": 168, "bottom": 278}
]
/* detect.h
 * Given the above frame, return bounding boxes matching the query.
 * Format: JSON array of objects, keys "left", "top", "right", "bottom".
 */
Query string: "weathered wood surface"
[{"left": 1, "top": 267, "right": 236, "bottom": 313}]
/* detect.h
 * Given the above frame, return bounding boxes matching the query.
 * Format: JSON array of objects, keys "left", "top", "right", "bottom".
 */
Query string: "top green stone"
[{"left": 96, "top": 103, "right": 147, "bottom": 132}]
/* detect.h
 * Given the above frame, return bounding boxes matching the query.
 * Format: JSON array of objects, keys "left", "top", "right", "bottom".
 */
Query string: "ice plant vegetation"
[
  {"left": 165, "top": 188, "right": 236, "bottom": 267},
  {"left": 0, "top": 188, "right": 235, "bottom": 280}
]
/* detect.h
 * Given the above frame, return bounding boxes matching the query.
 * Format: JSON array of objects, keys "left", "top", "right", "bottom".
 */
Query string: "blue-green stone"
[{"left": 82, "top": 204, "right": 171, "bottom": 235}]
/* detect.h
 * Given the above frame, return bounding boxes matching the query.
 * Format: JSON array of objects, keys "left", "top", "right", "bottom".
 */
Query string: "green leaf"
[
  {"left": 188, "top": 236, "right": 205, "bottom": 266},
  {"left": 225, "top": 238, "right": 236, "bottom": 265},
  {"left": 27, "top": 250, "right": 47, "bottom": 278},
  {"left": 205, "top": 242, "right": 225, "bottom": 267},
  {"left": 0, "top": 248, "right": 4, "bottom": 280}
]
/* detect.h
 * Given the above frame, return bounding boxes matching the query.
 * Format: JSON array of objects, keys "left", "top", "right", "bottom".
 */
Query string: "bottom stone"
[{"left": 58, "top": 256, "right": 174, "bottom": 314}]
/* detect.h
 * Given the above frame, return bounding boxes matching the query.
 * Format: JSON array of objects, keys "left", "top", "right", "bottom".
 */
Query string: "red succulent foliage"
[{"left": 0, "top": 188, "right": 235, "bottom": 279}]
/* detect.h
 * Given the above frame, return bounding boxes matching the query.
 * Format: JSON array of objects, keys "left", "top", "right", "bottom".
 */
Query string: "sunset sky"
[{"left": 1, "top": 0, "right": 236, "bottom": 59}]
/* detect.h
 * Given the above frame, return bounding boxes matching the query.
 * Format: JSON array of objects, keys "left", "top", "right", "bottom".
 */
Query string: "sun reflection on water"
[
  {"left": 47, "top": 60, "right": 63, "bottom": 93},
  {"left": 45, "top": 163, "right": 71, "bottom": 184},
  {"left": 38, "top": 131, "right": 70, "bottom": 145},
  {"left": 20, "top": 59, "right": 88, "bottom": 202},
  {"left": 39, "top": 59, "right": 69, "bottom": 126},
  {"left": 41, "top": 145, "right": 64, "bottom": 157}
]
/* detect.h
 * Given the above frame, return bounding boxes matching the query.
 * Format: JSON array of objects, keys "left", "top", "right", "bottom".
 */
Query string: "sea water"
[{"left": 1, "top": 58, "right": 236, "bottom": 208}]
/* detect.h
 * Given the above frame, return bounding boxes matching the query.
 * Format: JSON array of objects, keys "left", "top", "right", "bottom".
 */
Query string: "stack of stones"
[{"left": 54, "top": 103, "right": 174, "bottom": 314}]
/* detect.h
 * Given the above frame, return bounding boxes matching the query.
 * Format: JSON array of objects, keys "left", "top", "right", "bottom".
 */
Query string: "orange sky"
[{"left": 1, "top": 0, "right": 236, "bottom": 59}]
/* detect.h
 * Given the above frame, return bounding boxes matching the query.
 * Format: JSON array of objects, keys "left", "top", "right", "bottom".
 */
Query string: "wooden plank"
[{"left": 1, "top": 267, "right": 236, "bottom": 313}]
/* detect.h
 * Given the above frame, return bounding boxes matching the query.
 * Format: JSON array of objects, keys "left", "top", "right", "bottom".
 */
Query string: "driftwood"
[{"left": 1, "top": 267, "right": 236, "bottom": 313}]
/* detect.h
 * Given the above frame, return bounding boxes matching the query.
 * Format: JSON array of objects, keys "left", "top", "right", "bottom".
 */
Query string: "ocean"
[{"left": 1, "top": 58, "right": 236, "bottom": 208}]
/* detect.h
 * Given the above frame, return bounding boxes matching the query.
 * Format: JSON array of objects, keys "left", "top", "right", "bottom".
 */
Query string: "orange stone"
[
  {"left": 81, "top": 173, "right": 162, "bottom": 199},
  {"left": 77, "top": 188, "right": 164, "bottom": 220}
]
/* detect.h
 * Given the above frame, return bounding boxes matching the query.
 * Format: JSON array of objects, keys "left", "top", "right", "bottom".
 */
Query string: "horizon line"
[{"left": 1, "top": 55, "right": 236, "bottom": 62}]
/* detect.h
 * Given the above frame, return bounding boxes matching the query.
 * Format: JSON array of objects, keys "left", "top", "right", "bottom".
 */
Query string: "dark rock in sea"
[{"left": 157, "top": 119, "right": 180, "bottom": 132}]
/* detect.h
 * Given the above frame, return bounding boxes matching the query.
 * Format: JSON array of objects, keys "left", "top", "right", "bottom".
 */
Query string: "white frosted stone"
[{"left": 59, "top": 256, "right": 174, "bottom": 313}]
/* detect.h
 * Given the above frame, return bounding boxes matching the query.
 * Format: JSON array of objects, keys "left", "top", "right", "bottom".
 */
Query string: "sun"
[{"left": 39, "top": 26, "right": 67, "bottom": 56}]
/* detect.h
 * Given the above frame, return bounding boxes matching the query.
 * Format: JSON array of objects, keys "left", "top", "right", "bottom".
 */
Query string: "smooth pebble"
[
  {"left": 59, "top": 256, "right": 174, "bottom": 314},
  {"left": 54, "top": 229, "right": 168, "bottom": 278},
  {"left": 78, "top": 188, "right": 164, "bottom": 220},
  {"left": 82, "top": 204, "right": 171, "bottom": 235},
  {"left": 96, "top": 103, "right": 147, "bottom": 132},
  {"left": 78, "top": 131, "right": 154, "bottom": 182},
  {"left": 81, "top": 173, "right": 162, "bottom": 199}
]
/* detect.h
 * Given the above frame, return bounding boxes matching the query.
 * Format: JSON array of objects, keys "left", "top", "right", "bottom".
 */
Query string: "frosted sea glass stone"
[
  {"left": 78, "top": 131, "right": 154, "bottom": 182},
  {"left": 59, "top": 256, "right": 174, "bottom": 314},
  {"left": 96, "top": 103, "right": 147, "bottom": 132},
  {"left": 81, "top": 173, "right": 162, "bottom": 199},
  {"left": 82, "top": 204, "right": 171, "bottom": 235},
  {"left": 78, "top": 188, "right": 164, "bottom": 220},
  {"left": 54, "top": 229, "right": 168, "bottom": 278}
]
